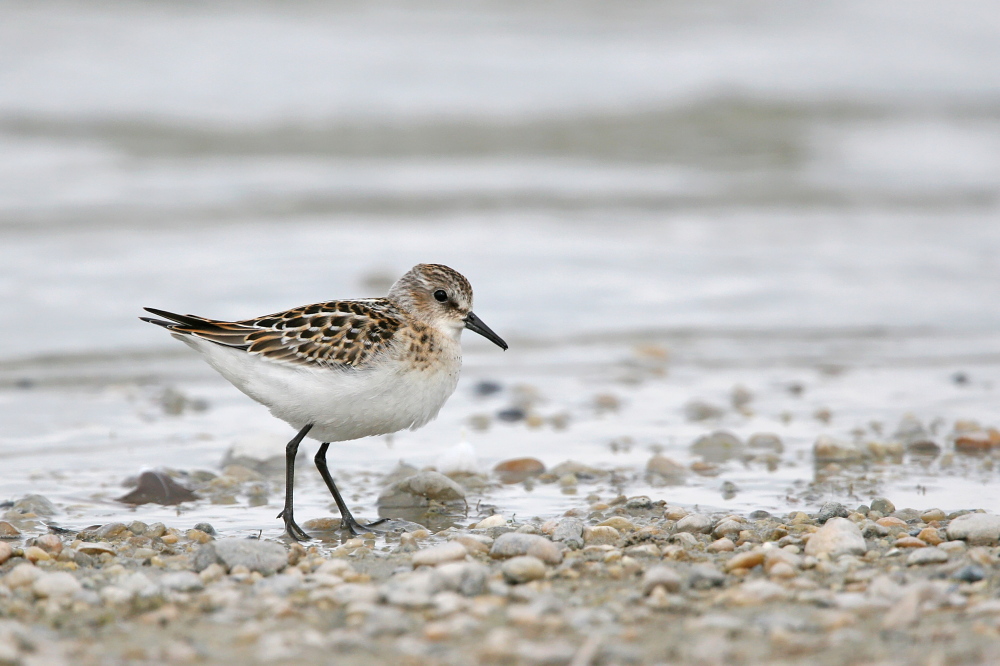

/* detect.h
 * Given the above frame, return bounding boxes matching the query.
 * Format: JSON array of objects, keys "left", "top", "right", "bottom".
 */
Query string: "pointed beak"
[{"left": 464, "top": 311, "right": 508, "bottom": 350}]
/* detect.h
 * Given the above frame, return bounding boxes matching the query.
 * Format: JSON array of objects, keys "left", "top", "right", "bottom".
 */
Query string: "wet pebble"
[
  {"left": 0, "top": 522, "right": 21, "bottom": 538},
  {"left": 493, "top": 458, "right": 545, "bottom": 484},
  {"left": 813, "top": 436, "right": 864, "bottom": 463},
  {"left": 646, "top": 455, "right": 687, "bottom": 483},
  {"left": 378, "top": 471, "right": 466, "bottom": 508},
  {"left": 691, "top": 431, "right": 744, "bottom": 462},
  {"left": 473, "top": 514, "right": 506, "bottom": 529}
]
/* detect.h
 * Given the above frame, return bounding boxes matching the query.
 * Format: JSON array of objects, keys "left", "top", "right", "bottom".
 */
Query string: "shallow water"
[{"left": 1, "top": 0, "right": 999, "bottom": 537}]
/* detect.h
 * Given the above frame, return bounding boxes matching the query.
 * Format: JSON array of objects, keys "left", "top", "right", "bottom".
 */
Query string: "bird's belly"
[
  {"left": 186, "top": 338, "right": 461, "bottom": 442},
  {"left": 292, "top": 361, "right": 462, "bottom": 442}
]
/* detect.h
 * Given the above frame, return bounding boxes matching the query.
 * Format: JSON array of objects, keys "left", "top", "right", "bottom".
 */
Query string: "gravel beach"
[{"left": 5, "top": 463, "right": 1000, "bottom": 665}]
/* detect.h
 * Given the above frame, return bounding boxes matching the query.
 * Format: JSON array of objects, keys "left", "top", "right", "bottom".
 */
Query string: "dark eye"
[{"left": 433, "top": 289, "right": 448, "bottom": 303}]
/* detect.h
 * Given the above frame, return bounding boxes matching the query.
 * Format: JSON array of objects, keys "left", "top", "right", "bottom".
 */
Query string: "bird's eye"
[{"left": 433, "top": 289, "right": 448, "bottom": 303}]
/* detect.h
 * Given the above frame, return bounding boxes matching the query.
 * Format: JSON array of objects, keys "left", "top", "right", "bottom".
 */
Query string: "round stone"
[{"left": 501, "top": 556, "right": 546, "bottom": 584}]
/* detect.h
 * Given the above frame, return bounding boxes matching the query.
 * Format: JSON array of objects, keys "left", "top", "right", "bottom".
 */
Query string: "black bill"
[{"left": 464, "top": 311, "right": 508, "bottom": 350}]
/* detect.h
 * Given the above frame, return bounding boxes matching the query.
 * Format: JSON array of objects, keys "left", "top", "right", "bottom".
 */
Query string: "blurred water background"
[{"left": 1, "top": 1, "right": 999, "bottom": 533}]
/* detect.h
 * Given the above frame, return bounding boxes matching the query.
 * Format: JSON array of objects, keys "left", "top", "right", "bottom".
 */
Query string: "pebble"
[
  {"left": 501, "top": 556, "right": 547, "bottom": 584},
  {"left": 708, "top": 538, "right": 736, "bottom": 553},
  {"left": 493, "top": 458, "right": 546, "bottom": 484},
  {"left": 816, "top": 502, "right": 849, "bottom": 523},
  {"left": 813, "top": 435, "right": 865, "bottom": 462},
  {"left": 676, "top": 514, "right": 713, "bottom": 534},
  {"left": 412, "top": 541, "right": 468, "bottom": 567},
  {"left": 684, "top": 400, "right": 725, "bottom": 421},
  {"left": 804, "top": 518, "right": 867, "bottom": 557},
  {"left": 597, "top": 516, "right": 636, "bottom": 532},
  {"left": 118, "top": 471, "right": 200, "bottom": 506},
  {"left": 35, "top": 534, "right": 63, "bottom": 555},
  {"left": 917, "top": 527, "right": 944, "bottom": 545},
  {"left": 582, "top": 525, "right": 620, "bottom": 546},
  {"left": 0, "top": 521, "right": 21, "bottom": 538},
  {"left": 12, "top": 495, "right": 57, "bottom": 516},
  {"left": 432, "top": 562, "right": 490, "bottom": 596},
  {"left": 952, "top": 565, "right": 986, "bottom": 582},
  {"left": 0, "top": 542, "right": 12, "bottom": 564},
  {"left": 551, "top": 519, "right": 584, "bottom": 549},
  {"left": 194, "top": 538, "right": 288, "bottom": 575},
  {"left": 646, "top": 455, "right": 687, "bottom": 483},
  {"left": 161, "top": 571, "right": 204, "bottom": 592},
  {"left": 869, "top": 497, "right": 896, "bottom": 514},
  {"left": 894, "top": 536, "right": 926, "bottom": 548},
  {"left": 452, "top": 535, "right": 491, "bottom": 556},
  {"left": 489, "top": 533, "right": 563, "bottom": 564},
  {"left": 23, "top": 546, "right": 50, "bottom": 563},
  {"left": 921, "top": 508, "right": 946, "bottom": 522},
  {"left": 378, "top": 471, "right": 466, "bottom": 507},
  {"left": 747, "top": 433, "right": 783, "bottom": 452},
  {"left": 725, "top": 550, "right": 765, "bottom": 572},
  {"left": 906, "top": 547, "right": 949, "bottom": 566},
  {"left": 690, "top": 431, "right": 744, "bottom": 462},
  {"left": 4, "top": 563, "right": 42, "bottom": 588},
  {"left": 473, "top": 515, "right": 506, "bottom": 529},
  {"left": 96, "top": 522, "right": 128, "bottom": 539},
  {"left": 32, "top": 571, "right": 82, "bottom": 598},
  {"left": 642, "top": 565, "right": 682, "bottom": 594},
  {"left": 946, "top": 512, "right": 1000, "bottom": 545},
  {"left": 77, "top": 542, "right": 116, "bottom": 556},
  {"left": 712, "top": 519, "right": 742, "bottom": 539}
]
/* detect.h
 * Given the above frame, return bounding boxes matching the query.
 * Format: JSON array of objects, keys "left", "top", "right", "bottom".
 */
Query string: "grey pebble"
[
  {"left": 193, "top": 522, "right": 217, "bottom": 536},
  {"left": 817, "top": 502, "right": 849, "bottom": 524},
  {"left": 869, "top": 497, "right": 896, "bottom": 515},
  {"left": 688, "top": 564, "right": 725, "bottom": 589},
  {"left": 552, "top": 519, "right": 584, "bottom": 550},
  {"left": 952, "top": 565, "right": 986, "bottom": 583},
  {"left": 194, "top": 538, "right": 287, "bottom": 575}
]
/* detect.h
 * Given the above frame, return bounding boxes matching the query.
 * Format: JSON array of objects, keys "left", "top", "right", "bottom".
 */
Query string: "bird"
[{"left": 141, "top": 263, "right": 508, "bottom": 540}]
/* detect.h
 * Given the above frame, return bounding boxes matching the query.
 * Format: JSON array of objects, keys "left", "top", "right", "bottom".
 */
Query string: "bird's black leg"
[
  {"left": 276, "top": 424, "right": 313, "bottom": 541},
  {"left": 314, "top": 442, "right": 387, "bottom": 536}
]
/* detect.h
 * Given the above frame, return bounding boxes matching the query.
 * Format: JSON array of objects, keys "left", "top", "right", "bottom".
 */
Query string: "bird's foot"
[
  {"left": 276, "top": 509, "right": 311, "bottom": 542},
  {"left": 341, "top": 515, "right": 388, "bottom": 536}
]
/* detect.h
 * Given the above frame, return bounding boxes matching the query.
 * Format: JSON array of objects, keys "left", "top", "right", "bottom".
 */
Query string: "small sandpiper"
[{"left": 142, "top": 263, "right": 507, "bottom": 540}]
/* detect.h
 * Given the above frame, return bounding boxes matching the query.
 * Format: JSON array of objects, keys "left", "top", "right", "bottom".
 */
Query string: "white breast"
[{"left": 177, "top": 334, "right": 462, "bottom": 442}]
